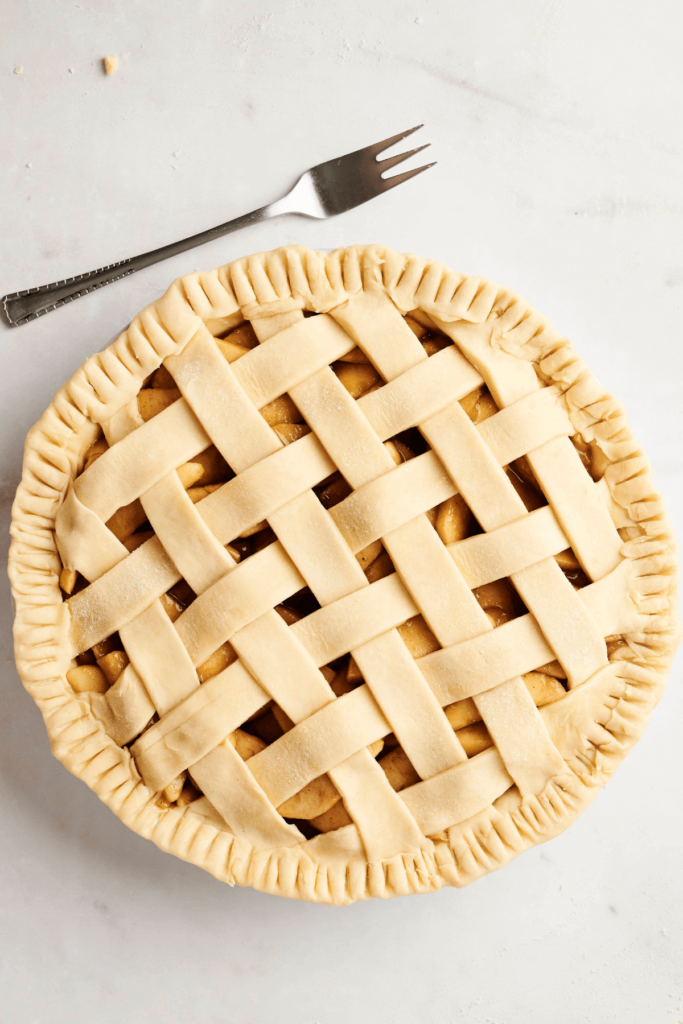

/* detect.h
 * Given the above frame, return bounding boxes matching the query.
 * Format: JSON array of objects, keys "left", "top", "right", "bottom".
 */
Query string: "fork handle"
[{"left": 1, "top": 205, "right": 271, "bottom": 327}]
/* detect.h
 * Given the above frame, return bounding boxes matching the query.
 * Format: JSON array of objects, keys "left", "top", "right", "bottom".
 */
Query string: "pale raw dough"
[{"left": 9, "top": 244, "right": 680, "bottom": 904}]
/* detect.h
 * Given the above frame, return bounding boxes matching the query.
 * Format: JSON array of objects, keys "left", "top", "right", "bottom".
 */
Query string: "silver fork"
[{"left": 1, "top": 125, "right": 434, "bottom": 327}]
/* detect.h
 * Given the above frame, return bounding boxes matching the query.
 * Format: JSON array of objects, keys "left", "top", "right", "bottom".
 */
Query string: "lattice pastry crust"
[{"left": 9, "top": 245, "right": 680, "bottom": 904}]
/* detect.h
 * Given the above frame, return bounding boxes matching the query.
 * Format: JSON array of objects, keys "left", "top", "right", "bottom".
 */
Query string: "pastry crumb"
[
  {"left": 14, "top": 66, "right": 23, "bottom": 75},
  {"left": 103, "top": 55, "right": 118, "bottom": 75}
]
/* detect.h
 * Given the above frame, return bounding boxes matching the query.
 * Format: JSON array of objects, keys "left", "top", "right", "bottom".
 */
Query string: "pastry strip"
[
  {"left": 173, "top": 542, "right": 305, "bottom": 666},
  {"left": 356, "top": 343, "right": 484, "bottom": 439},
  {"left": 196, "top": 432, "right": 336, "bottom": 543},
  {"left": 290, "top": 573, "right": 418, "bottom": 667},
  {"left": 526, "top": 437, "right": 622, "bottom": 580},
  {"left": 246, "top": 685, "right": 389, "bottom": 807},
  {"left": 165, "top": 326, "right": 281, "bottom": 474},
  {"left": 75, "top": 397, "right": 209, "bottom": 519},
  {"left": 67, "top": 536, "right": 180, "bottom": 655},
  {"left": 351, "top": 629, "right": 466, "bottom": 777},
  {"left": 189, "top": 739, "right": 304, "bottom": 849},
  {"left": 231, "top": 313, "right": 356, "bottom": 407},
  {"left": 140, "top": 472, "right": 236, "bottom": 595},
  {"left": 119, "top": 601, "right": 199, "bottom": 716},
  {"left": 82, "top": 664, "right": 155, "bottom": 747},
  {"left": 448, "top": 505, "right": 570, "bottom": 588},
  {"left": 330, "top": 451, "right": 457, "bottom": 552},
  {"left": 56, "top": 483, "right": 129, "bottom": 581},
  {"left": 400, "top": 747, "right": 514, "bottom": 836},
  {"left": 331, "top": 289, "right": 427, "bottom": 380},
  {"left": 132, "top": 660, "right": 268, "bottom": 790}
]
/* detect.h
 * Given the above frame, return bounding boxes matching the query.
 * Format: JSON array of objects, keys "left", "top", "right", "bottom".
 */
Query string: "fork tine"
[
  {"left": 377, "top": 143, "right": 431, "bottom": 173},
  {"left": 367, "top": 124, "right": 424, "bottom": 158},
  {"left": 380, "top": 161, "right": 437, "bottom": 193}
]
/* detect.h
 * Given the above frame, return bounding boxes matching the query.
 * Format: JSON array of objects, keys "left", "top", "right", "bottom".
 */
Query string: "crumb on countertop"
[{"left": 103, "top": 55, "right": 118, "bottom": 75}]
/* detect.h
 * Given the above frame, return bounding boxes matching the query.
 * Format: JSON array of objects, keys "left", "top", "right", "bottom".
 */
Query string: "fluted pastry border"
[{"left": 8, "top": 245, "right": 680, "bottom": 904}]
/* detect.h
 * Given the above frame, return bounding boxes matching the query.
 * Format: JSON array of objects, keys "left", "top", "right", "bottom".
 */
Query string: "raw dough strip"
[
  {"left": 382, "top": 515, "right": 489, "bottom": 648},
  {"left": 354, "top": 340, "right": 484, "bottom": 439},
  {"left": 81, "top": 663, "right": 155, "bottom": 748},
  {"left": 448, "top": 505, "right": 569, "bottom": 589},
  {"left": 290, "top": 364, "right": 396, "bottom": 488},
  {"left": 188, "top": 739, "right": 305, "bottom": 850},
  {"left": 67, "top": 536, "right": 180, "bottom": 655},
  {"left": 140, "top": 472, "right": 235, "bottom": 595},
  {"left": 74, "top": 396, "right": 210, "bottom": 520},
  {"left": 476, "top": 387, "right": 573, "bottom": 468},
  {"left": 350, "top": 629, "right": 467, "bottom": 778},
  {"left": 401, "top": 746, "right": 514, "bottom": 837},
  {"left": 56, "top": 483, "right": 129, "bottom": 583},
  {"left": 329, "top": 450, "right": 457, "bottom": 553},
  {"left": 173, "top": 541, "right": 305, "bottom": 667},
  {"left": 526, "top": 436, "right": 621, "bottom": 581},
  {"left": 119, "top": 601, "right": 199, "bottom": 717},
  {"left": 197, "top": 432, "right": 336, "bottom": 545},
  {"left": 289, "top": 573, "right": 417, "bottom": 667},
  {"left": 245, "top": 681, "right": 389, "bottom": 807},
  {"left": 164, "top": 326, "right": 282, "bottom": 475},
  {"left": 331, "top": 288, "right": 428, "bottom": 381},
  {"left": 132, "top": 660, "right": 269, "bottom": 791},
  {"left": 267, "top": 490, "right": 368, "bottom": 606},
  {"left": 230, "top": 312, "right": 356, "bottom": 408}
]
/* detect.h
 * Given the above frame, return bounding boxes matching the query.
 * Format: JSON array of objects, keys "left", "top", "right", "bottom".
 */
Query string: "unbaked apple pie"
[{"left": 9, "top": 245, "right": 679, "bottom": 903}]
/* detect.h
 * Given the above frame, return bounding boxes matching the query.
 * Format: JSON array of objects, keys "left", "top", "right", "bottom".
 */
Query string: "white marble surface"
[{"left": 2, "top": 2, "right": 682, "bottom": 1022}]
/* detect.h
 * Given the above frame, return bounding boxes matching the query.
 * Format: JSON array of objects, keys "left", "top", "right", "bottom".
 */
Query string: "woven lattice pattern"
[
  {"left": 10, "top": 246, "right": 678, "bottom": 903},
  {"left": 56, "top": 270, "right": 641, "bottom": 859}
]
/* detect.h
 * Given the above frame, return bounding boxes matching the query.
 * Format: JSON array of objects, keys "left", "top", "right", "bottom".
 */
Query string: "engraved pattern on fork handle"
[{"left": 1, "top": 205, "right": 270, "bottom": 327}]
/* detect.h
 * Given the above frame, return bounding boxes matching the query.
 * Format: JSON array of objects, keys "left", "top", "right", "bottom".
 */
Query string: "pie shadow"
[{"left": 0, "top": 518, "right": 331, "bottom": 919}]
